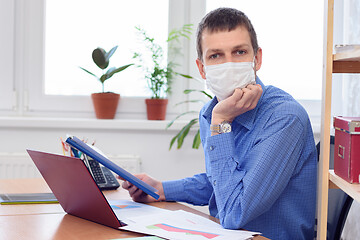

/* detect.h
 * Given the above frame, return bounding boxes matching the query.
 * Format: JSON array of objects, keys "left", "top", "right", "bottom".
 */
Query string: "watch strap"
[
  {"left": 210, "top": 124, "right": 221, "bottom": 133},
  {"left": 210, "top": 121, "right": 232, "bottom": 133}
]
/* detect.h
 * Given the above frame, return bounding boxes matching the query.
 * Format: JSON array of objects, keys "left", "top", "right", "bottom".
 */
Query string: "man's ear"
[
  {"left": 196, "top": 58, "right": 206, "bottom": 79},
  {"left": 254, "top": 47, "right": 262, "bottom": 71}
]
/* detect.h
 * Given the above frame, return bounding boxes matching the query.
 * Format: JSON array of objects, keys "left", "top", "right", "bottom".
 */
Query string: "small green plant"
[
  {"left": 166, "top": 75, "right": 213, "bottom": 150},
  {"left": 80, "top": 46, "right": 133, "bottom": 93},
  {"left": 133, "top": 24, "right": 193, "bottom": 99}
]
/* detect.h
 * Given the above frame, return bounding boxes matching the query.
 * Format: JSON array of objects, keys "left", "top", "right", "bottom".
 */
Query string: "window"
[
  {"left": 44, "top": 0, "right": 169, "bottom": 97},
  {"left": 21, "top": 0, "right": 192, "bottom": 119},
  {"left": 3, "top": 0, "right": 325, "bottom": 125}
]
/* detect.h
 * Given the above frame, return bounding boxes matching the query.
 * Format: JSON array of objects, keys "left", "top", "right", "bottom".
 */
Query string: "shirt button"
[
  {"left": 213, "top": 180, "right": 216, "bottom": 186},
  {"left": 209, "top": 146, "right": 214, "bottom": 151}
]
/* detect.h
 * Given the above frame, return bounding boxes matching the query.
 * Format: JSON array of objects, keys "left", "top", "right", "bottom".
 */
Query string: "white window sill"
[
  {"left": 0, "top": 116, "right": 320, "bottom": 139},
  {"left": 0, "top": 117, "right": 195, "bottom": 131}
]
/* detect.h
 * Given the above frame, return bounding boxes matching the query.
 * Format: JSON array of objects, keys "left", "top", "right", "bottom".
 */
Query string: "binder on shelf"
[{"left": 65, "top": 136, "right": 159, "bottom": 200}]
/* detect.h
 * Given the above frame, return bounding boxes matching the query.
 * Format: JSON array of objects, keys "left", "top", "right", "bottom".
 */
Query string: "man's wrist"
[
  {"left": 211, "top": 114, "right": 229, "bottom": 125},
  {"left": 157, "top": 182, "right": 166, "bottom": 201}
]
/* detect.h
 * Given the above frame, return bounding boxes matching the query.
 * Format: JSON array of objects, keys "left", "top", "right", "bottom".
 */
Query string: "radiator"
[{"left": 0, "top": 152, "right": 141, "bottom": 179}]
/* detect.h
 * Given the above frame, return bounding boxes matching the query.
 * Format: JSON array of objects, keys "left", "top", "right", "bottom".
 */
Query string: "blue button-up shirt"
[{"left": 163, "top": 77, "right": 317, "bottom": 239}]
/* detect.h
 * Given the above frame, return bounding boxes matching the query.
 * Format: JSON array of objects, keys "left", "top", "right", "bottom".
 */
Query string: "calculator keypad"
[{"left": 88, "top": 160, "right": 106, "bottom": 184}]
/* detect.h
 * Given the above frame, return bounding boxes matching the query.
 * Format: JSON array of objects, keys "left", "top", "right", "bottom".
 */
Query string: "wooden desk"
[{"left": 0, "top": 179, "right": 268, "bottom": 240}]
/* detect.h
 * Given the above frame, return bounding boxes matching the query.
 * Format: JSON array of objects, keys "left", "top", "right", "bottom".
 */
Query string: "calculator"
[{"left": 82, "top": 154, "right": 120, "bottom": 190}]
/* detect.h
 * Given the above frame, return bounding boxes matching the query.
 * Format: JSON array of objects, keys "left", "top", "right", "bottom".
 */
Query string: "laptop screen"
[{"left": 27, "top": 149, "right": 123, "bottom": 229}]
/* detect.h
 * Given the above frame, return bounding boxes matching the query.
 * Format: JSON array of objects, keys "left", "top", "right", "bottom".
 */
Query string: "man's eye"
[
  {"left": 209, "top": 54, "right": 219, "bottom": 59},
  {"left": 236, "top": 50, "right": 246, "bottom": 55}
]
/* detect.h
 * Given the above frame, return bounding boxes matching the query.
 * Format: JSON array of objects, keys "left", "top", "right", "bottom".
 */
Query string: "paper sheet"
[
  {"left": 109, "top": 200, "right": 170, "bottom": 223},
  {"left": 120, "top": 209, "right": 261, "bottom": 240}
]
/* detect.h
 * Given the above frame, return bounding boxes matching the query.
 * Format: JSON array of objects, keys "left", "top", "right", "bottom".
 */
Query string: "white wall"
[{"left": 0, "top": 118, "right": 205, "bottom": 181}]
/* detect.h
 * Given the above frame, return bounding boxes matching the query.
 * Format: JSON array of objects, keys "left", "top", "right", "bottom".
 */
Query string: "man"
[{"left": 122, "top": 8, "right": 317, "bottom": 239}]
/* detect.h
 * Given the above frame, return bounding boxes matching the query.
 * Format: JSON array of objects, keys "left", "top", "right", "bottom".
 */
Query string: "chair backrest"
[
  {"left": 316, "top": 136, "right": 353, "bottom": 240},
  {"left": 316, "top": 135, "right": 335, "bottom": 169},
  {"left": 339, "top": 199, "right": 359, "bottom": 240}
]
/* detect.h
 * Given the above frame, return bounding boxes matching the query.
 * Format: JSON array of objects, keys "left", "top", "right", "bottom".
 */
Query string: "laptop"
[{"left": 27, "top": 149, "right": 125, "bottom": 229}]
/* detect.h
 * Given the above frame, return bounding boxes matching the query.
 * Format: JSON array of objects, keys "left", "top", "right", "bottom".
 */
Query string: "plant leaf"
[
  {"left": 174, "top": 100, "right": 206, "bottom": 107},
  {"left": 106, "top": 64, "right": 134, "bottom": 79},
  {"left": 166, "top": 112, "right": 198, "bottom": 129},
  {"left": 105, "top": 67, "right": 116, "bottom": 75},
  {"left": 92, "top": 48, "right": 108, "bottom": 69},
  {"left": 105, "top": 46, "right": 118, "bottom": 62},
  {"left": 176, "top": 119, "right": 198, "bottom": 149},
  {"left": 79, "top": 67, "right": 98, "bottom": 79},
  {"left": 100, "top": 74, "right": 107, "bottom": 83},
  {"left": 192, "top": 130, "right": 201, "bottom": 149},
  {"left": 169, "top": 131, "right": 181, "bottom": 150},
  {"left": 178, "top": 73, "right": 193, "bottom": 79},
  {"left": 183, "top": 89, "right": 213, "bottom": 99},
  {"left": 169, "top": 118, "right": 198, "bottom": 150},
  {"left": 169, "top": 123, "right": 189, "bottom": 150}
]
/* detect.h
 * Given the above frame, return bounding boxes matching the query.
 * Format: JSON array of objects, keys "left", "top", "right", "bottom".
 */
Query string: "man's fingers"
[
  {"left": 131, "top": 188, "right": 146, "bottom": 201},
  {"left": 129, "top": 185, "right": 141, "bottom": 196},
  {"left": 235, "top": 84, "right": 262, "bottom": 110},
  {"left": 121, "top": 181, "right": 132, "bottom": 190},
  {"left": 232, "top": 88, "right": 244, "bottom": 101},
  {"left": 247, "top": 84, "right": 263, "bottom": 95}
]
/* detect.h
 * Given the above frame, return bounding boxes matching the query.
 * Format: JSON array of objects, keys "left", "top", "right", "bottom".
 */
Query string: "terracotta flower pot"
[
  {"left": 91, "top": 92, "right": 120, "bottom": 119},
  {"left": 145, "top": 98, "right": 168, "bottom": 120}
]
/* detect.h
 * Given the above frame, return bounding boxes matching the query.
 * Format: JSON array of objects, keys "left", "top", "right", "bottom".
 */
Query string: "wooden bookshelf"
[
  {"left": 317, "top": 0, "right": 360, "bottom": 239},
  {"left": 329, "top": 170, "right": 360, "bottom": 203}
]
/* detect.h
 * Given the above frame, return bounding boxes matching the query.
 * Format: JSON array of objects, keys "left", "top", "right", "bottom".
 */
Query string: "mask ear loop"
[{"left": 252, "top": 56, "right": 257, "bottom": 82}]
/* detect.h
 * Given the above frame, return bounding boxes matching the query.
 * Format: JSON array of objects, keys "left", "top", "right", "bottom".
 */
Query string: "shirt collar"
[{"left": 202, "top": 76, "right": 265, "bottom": 131}]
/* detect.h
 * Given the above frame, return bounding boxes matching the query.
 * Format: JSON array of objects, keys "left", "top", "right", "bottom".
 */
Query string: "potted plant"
[
  {"left": 80, "top": 46, "right": 133, "bottom": 119},
  {"left": 133, "top": 24, "right": 192, "bottom": 120},
  {"left": 166, "top": 75, "right": 213, "bottom": 150}
]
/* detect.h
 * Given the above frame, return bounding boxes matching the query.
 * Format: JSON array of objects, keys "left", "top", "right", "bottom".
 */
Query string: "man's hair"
[{"left": 196, "top": 7, "right": 259, "bottom": 61}]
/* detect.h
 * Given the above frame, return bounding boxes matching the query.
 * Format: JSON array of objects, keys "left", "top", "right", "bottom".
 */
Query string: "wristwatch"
[{"left": 210, "top": 121, "right": 232, "bottom": 134}]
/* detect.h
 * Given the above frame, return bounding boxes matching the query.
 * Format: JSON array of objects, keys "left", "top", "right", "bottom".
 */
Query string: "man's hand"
[
  {"left": 212, "top": 84, "right": 263, "bottom": 126},
  {"left": 120, "top": 173, "right": 166, "bottom": 203}
]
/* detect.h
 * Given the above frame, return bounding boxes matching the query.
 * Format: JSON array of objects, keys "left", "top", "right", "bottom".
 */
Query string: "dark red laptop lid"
[{"left": 27, "top": 149, "right": 122, "bottom": 229}]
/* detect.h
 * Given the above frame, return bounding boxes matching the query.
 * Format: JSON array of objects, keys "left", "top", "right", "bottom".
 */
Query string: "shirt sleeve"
[
  {"left": 162, "top": 173, "right": 213, "bottom": 206},
  {"left": 207, "top": 113, "right": 306, "bottom": 229}
]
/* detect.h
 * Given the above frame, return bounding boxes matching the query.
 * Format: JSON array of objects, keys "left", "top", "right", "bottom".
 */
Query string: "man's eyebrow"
[
  {"left": 206, "top": 44, "right": 251, "bottom": 54},
  {"left": 232, "top": 44, "right": 251, "bottom": 49},
  {"left": 206, "top": 48, "right": 223, "bottom": 54}
]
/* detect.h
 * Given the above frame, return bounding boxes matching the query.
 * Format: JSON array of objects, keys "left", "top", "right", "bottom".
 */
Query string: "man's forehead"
[
  {"left": 202, "top": 25, "right": 249, "bottom": 36},
  {"left": 201, "top": 25, "right": 252, "bottom": 47}
]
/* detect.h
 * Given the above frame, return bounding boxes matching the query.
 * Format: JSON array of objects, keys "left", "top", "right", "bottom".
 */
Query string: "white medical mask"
[{"left": 204, "top": 61, "right": 256, "bottom": 101}]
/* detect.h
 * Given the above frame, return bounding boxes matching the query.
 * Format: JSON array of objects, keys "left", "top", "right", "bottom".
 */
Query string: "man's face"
[{"left": 196, "top": 25, "right": 262, "bottom": 79}]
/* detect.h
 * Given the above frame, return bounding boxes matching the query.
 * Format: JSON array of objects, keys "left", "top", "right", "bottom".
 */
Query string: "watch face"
[{"left": 221, "top": 122, "right": 231, "bottom": 133}]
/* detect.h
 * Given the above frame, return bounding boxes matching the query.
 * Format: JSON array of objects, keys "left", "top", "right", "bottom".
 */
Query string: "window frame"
[{"left": 0, "top": 0, "right": 16, "bottom": 112}]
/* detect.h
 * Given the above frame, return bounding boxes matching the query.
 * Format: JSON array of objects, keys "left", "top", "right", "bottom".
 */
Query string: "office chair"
[
  {"left": 316, "top": 136, "right": 354, "bottom": 240},
  {"left": 339, "top": 199, "right": 360, "bottom": 239}
]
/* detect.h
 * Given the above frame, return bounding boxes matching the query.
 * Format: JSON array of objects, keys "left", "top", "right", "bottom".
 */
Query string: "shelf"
[
  {"left": 333, "top": 48, "right": 360, "bottom": 61},
  {"left": 333, "top": 49, "right": 360, "bottom": 73},
  {"left": 329, "top": 170, "right": 360, "bottom": 202}
]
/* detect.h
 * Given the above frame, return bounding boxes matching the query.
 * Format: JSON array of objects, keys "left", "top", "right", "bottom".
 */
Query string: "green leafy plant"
[
  {"left": 166, "top": 76, "right": 213, "bottom": 150},
  {"left": 133, "top": 24, "right": 193, "bottom": 99},
  {"left": 80, "top": 46, "right": 134, "bottom": 93}
]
